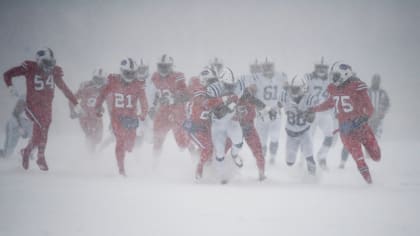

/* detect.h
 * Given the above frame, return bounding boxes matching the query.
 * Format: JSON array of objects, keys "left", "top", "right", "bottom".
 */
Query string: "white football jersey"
[
  {"left": 280, "top": 90, "right": 316, "bottom": 134},
  {"left": 306, "top": 72, "right": 330, "bottom": 106},
  {"left": 254, "top": 72, "right": 287, "bottom": 108}
]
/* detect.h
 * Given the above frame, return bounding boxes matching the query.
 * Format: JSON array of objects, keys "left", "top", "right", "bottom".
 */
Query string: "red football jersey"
[
  {"left": 4, "top": 60, "right": 78, "bottom": 116},
  {"left": 95, "top": 74, "right": 148, "bottom": 120},
  {"left": 151, "top": 71, "right": 187, "bottom": 101},
  {"left": 187, "top": 77, "right": 212, "bottom": 126},
  {"left": 75, "top": 81, "right": 104, "bottom": 117},
  {"left": 313, "top": 77, "right": 374, "bottom": 124}
]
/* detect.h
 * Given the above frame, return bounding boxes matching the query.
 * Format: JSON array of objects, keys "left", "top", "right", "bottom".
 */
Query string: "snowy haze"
[
  {"left": 1, "top": 0, "right": 419, "bottom": 140},
  {"left": 1, "top": 1, "right": 420, "bottom": 236}
]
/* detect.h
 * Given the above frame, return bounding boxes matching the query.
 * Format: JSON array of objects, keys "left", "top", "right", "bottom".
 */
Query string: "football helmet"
[
  {"left": 314, "top": 57, "right": 329, "bottom": 80},
  {"left": 157, "top": 54, "right": 174, "bottom": 77},
  {"left": 219, "top": 67, "right": 236, "bottom": 89},
  {"left": 329, "top": 61, "right": 353, "bottom": 86},
  {"left": 249, "top": 59, "right": 261, "bottom": 74},
  {"left": 36, "top": 47, "right": 56, "bottom": 73},
  {"left": 92, "top": 68, "right": 106, "bottom": 87},
  {"left": 261, "top": 57, "right": 275, "bottom": 78},
  {"left": 120, "top": 57, "right": 138, "bottom": 83},
  {"left": 288, "top": 74, "right": 308, "bottom": 99},
  {"left": 209, "top": 57, "right": 224, "bottom": 74},
  {"left": 138, "top": 58, "right": 149, "bottom": 81},
  {"left": 199, "top": 66, "right": 218, "bottom": 86}
]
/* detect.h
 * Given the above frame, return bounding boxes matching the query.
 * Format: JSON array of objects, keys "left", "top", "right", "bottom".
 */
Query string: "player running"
[
  {"left": 95, "top": 57, "right": 148, "bottom": 176},
  {"left": 310, "top": 62, "right": 381, "bottom": 183},
  {"left": 150, "top": 55, "right": 190, "bottom": 158},
  {"left": 70, "top": 68, "right": 107, "bottom": 152},
  {"left": 254, "top": 58, "right": 288, "bottom": 165},
  {"left": 3, "top": 47, "right": 81, "bottom": 171},
  {"left": 306, "top": 58, "right": 337, "bottom": 170},
  {"left": 279, "top": 75, "right": 317, "bottom": 175}
]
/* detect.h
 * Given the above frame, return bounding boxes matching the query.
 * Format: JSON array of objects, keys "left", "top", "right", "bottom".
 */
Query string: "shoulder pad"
[
  {"left": 173, "top": 72, "right": 185, "bottom": 81},
  {"left": 206, "top": 82, "right": 222, "bottom": 97},
  {"left": 21, "top": 60, "right": 36, "bottom": 70}
]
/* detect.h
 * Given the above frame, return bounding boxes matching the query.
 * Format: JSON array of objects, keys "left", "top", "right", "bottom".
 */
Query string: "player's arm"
[
  {"left": 174, "top": 73, "right": 190, "bottom": 103},
  {"left": 53, "top": 67, "right": 78, "bottom": 106},
  {"left": 138, "top": 86, "right": 149, "bottom": 121},
  {"left": 69, "top": 88, "right": 82, "bottom": 119},
  {"left": 94, "top": 81, "right": 111, "bottom": 117},
  {"left": 3, "top": 62, "right": 29, "bottom": 96},
  {"left": 358, "top": 87, "right": 374, "bottom": 118},
  {"left": 241, "top": 87, "right": 266, "bottom": 110},
  {"left": 311, "top": 96, "right": 334, "bottom": 112}
]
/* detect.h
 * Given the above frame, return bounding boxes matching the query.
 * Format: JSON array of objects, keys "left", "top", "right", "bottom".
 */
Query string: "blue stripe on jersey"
[{"left": 207, "top": 84, "right": 219, "bottom": 97}]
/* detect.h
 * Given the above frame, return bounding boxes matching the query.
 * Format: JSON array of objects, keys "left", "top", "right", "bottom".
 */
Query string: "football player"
[
  {"left": 279, "top": 75, "right": 317, "bottom": 175},
  {"left": 95, "top": 58, "right": 148, "bottom": 176},
  {"left": 254, "top": 57, "right": 288, "bottom": 164},
  {"left": 70, "top": 68, "right": 107, "bottom": 152},
  {"left": 310, "top": 62, "right": 381, "bottom": 183},
  {"left": 3, "top": 48, "right": 82, "bottom": 171}
]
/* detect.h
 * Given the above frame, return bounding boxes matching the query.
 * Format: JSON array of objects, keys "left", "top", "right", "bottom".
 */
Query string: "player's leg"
[
  {"left": 211, "top": 121, "right": 229, "bottom": 183},
  {"left": 255, "top": 118, "right": 269, "bottom": 158},
  {"left": 340, "top": 147, "right": 350, "bottom": 169},
  {"left": 362, "top": 126, "right": 381, "bottom": 162},
  {"left": 192, "top": 130, "right": 213, "bottom": 180},
  {"left": 285, "top": 135, "right": 299, "bottom": 166},
  {"left": 341, "top": 133, "right": 372, "bottom": 184},
  {"left": 115, "top": 137, "right": 126, "bottom": 176},
  {"left": 152, "top": 110, "right": 171, "bottom": 157},
  {"left": 268, "top": 118, "right": 282, "bottom": 164},
  {"left": 242, "top": 123, "right": 265, "bottom": 180},
  {"left": 227, "top": 120, "right": 244, "bottom": 168},
  {"left": 35, "top": 120, "right": 51, "bottom": 171},
  {"left": 301, "top": 131, "right": 316, "bottom": 175},
  {"left": 316, "top": 113, "right": 334, "bottom": 170}
]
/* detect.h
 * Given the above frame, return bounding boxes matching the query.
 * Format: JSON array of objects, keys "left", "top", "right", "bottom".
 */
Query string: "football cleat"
[
  {"left": 232, "top": 154, "right": 243, "bottom": 168},
  {"left": 36, "top": 157, "right": 49, "bottom": 171}
]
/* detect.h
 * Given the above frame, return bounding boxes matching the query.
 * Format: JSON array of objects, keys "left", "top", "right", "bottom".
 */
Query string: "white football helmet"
[
  {"left": 261, "top": 57, "right": 275, "bottom": 78},
  {"left": 209, "top": 57, "right": 224, "bottom": 74},
  {"left": 314, "top": 56, "right": 329, "bottom": 80},
  {"left": 157, "top": 54, "right": 174, "bottom": 77},
  {"left": 92, "top": 67, "right": 106, "bottom": 87},
  {"left": 288, "top": 74, "right": 308, "bottom": 99},
  {"left": 120, "top": 57, "right": 138, "bottom": 82},
  {"left": 219, "top": 67, "right": 236, "bottom": 89},
  {"left": 329, "top": 61, "right": 353, "bottom": 86},
  {"left": 138, "top": 58, "right": 149, "bottom": 81},
  {"left": 249, "top": 59, "right": 261, "bottom": 74},
  {"left": 199, "top": 66, "right": 218, "bottom": 86},
  {"left": 36, "top": 47, "right": 56, "bottom": 73}
]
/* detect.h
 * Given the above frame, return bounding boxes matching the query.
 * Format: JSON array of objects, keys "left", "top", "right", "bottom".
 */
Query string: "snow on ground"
[{"left": 0, "top": 133, "right": 419, "bottom": 236}]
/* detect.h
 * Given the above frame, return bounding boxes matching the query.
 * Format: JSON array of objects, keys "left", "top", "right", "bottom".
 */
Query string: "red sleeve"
[
  {"left": 312, "top": 96, "right": 335, "bottom": 112},
  {"left": 53, "top": 67, "right": 78, "bottom": 105},
  {"left": 359, "top": 88, "right": 374, "bottom": 117},
  {"left": 138, "top": 84, "right": 148, "bottom": 118},
  {"left": 3, "top": 61, "right": 30, "bottom": 87},
  {"left": 175, "top": 72, "right": 187, "bottom": 92}
]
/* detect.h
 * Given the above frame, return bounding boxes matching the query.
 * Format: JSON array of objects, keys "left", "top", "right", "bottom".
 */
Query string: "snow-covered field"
[{"left": 1, "top": 132, "right": 419, "bottom": 236}]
